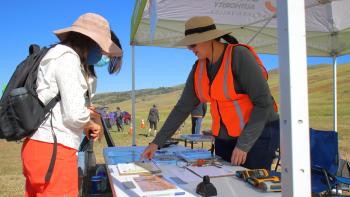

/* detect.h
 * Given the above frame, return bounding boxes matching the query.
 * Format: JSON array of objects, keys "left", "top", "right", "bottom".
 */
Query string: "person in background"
[
  {"left": 191, "top": 102, "right": 207, "bottom": 135},
  {"left": 108, "top": 111, "right": 115, "bottom": 128},
  {"left": 147, "top": 104, "right": 160, "bottom": 137},
  {"left": 104, "top": 110, "right": 112, "bottom": 129},
  {"left": 21, "top": 13, "right": 122, "bottom": 196},
  {"left": 115, "top": 107, "right": 124, "bottom": 132},
  {"left": 141, "top": 16, "right": 279, "bottom": 170}
]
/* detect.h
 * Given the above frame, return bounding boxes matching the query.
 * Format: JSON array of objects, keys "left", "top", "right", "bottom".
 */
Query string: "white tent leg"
[
  {"left": 333, "top": 55, "right": 337, "bottom": 132},
  {"left": 277, "top": 0, "right": 311, "bottom": 197},
  {"left": 132, "top": 45, "right": 136, "bottom": 146}
]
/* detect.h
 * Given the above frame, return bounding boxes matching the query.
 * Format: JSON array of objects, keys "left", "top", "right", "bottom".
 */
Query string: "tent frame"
[{"left": 128, "top": 0, "right": 350, "bottom": 196}]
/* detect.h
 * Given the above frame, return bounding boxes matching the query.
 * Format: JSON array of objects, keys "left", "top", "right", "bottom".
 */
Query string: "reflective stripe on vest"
[
  {"left": 222, "top": 45, "right": 245, "bottom": 131},
  {"left": 194, "top": 60, "right": 210, "bottom": 102},
  {"left": 194, "top": 44, "right": 270, "bottom": 137},
  {"left": 197, "top": 60, "right": 205, "bottom": 101}
]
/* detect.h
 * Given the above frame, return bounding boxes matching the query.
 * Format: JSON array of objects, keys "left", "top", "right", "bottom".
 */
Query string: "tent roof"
[{"left": 131, "top": 0, "right": 350, "bottom": 57}]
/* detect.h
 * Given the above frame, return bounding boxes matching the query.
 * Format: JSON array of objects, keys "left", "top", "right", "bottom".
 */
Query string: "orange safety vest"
[{"left": 194, "top": 44, "right": 274, "bottom": 137}]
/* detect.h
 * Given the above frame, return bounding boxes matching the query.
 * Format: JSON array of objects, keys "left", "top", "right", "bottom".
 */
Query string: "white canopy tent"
[{"left": 130, "top": 0, "right": 350, "bottom": 196}]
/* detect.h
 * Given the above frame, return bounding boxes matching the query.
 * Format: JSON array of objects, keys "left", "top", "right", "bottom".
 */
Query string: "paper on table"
[
  {"left": 168, "top": 167, "right": 202, "bottom": 182},
  {"left": 133, "top": 175, "right": 176, "bottom": 192},
  {"left": 185, "top": 165, "right": 235, "bottom": 178},
  {"left": 117, "top": 162, "right": 161, "bottom": 175}
]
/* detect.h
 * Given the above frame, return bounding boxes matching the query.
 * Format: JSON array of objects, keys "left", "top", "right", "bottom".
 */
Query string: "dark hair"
[
  {"left": 216, "top": 34, "right": 239, "bottom": 44},
  {"left": 60, "top": 32, "right": 99, "bottom": 78},
  {"left": 60, "top": 32, "right": 97, "bottom": 66},
  {"left": 86, "top": 65, "right": 97, "bottom": 78}
]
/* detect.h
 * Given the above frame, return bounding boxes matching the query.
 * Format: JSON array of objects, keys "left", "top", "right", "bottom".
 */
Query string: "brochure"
[
  {"left": 133, "top": 175, "right": 176, "bottom": 192},
  {"left": 117, "top": 161, "right": 161, "bottom": 175}
]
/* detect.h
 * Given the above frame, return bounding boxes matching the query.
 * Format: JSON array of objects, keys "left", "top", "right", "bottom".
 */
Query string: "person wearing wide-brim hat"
[
  {"left": 141, "top": 16, "right": 280, "bottom": 170},
  {"left": 21, "top": 13, "right": 123, "bottom": 196}
]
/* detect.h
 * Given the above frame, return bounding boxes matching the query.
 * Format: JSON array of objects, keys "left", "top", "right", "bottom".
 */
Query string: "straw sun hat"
[
  {"left": 54, "top": 13, "right": 122, "bottom": 57},
  {"left": 175, "top": 16, "right": 231, "bottom": 46}
]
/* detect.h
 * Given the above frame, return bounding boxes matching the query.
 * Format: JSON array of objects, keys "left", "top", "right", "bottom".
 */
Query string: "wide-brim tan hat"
[
  {"left": 54, "top": 13, "right": 122, "bottom": 57},
  {"left": 175, "top": 16, "right": 231, "bottom": 46}
]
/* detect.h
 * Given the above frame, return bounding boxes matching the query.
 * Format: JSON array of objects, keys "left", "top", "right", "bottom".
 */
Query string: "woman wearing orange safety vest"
[{"left": 141, "top": 16, "right": 280, "bottom": 170}]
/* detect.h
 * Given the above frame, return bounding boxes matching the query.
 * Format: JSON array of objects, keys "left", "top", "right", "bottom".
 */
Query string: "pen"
[
  {"left": 142, "top": 191, "right": 185, "bottom": 197},
  {"left": 88, "top": 107, "right": 101, "bottom": 115}
]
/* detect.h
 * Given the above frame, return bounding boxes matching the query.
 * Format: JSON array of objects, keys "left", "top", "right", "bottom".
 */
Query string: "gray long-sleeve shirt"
[
  {"left": 152, "top": 45, "right": 279, "bottom": 152},
  {"left": 191, "top": 102, "right": 207, "bottom": 117}
]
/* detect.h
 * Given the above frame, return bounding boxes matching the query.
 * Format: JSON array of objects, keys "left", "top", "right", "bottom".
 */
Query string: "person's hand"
[
  {"left": 84, "top": 120, "right": 102, "bottom": 141},
  {"left": 231, "top": 147, "right": 247, "bottom": 166},
  {"left": 140, "top": 143, "right": 158, "bottom": 161}
]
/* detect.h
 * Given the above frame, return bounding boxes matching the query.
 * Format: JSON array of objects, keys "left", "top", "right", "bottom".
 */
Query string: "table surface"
[{"left": 103, "top": 145, "right": 281, "bottom": 197}]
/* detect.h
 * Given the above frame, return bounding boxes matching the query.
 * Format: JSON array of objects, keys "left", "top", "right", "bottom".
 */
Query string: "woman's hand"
[
  {"left": 231, "top": 147, "right": 247, "bottom": 166},
  {"left": 84, "top": 119, "right": 102, "bottom": 141},
  {"left": 140, "top": 143, "right": 158, "bottom": 161}
]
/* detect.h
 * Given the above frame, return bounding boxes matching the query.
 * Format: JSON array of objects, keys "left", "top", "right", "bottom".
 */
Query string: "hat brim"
[
  {"left": 174, "top": 29, "right": 231, "bottom": 46},
  {"left": 54, "top": 26, "right": 123, "bottom": 57}
]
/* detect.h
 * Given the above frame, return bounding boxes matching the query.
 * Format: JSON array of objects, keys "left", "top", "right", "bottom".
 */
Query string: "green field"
[{"left": 0, "top": 63, "right": 349, "bottom": 196}]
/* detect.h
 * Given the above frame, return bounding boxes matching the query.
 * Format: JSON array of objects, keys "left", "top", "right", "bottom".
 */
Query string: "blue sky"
[{"left": 1, "top": 0, "right": 349, "bottom": 94}]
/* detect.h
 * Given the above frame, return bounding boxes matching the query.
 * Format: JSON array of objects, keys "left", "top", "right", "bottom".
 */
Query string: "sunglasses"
[
  {"left": 94, "top": 55, "right": 123, "bottom": 74},
  {"left": 108, "top": 56, "right": 122, "bottom": 74},
  {"left": 187, "top": 44, "right": 197, "bottom": 49}
]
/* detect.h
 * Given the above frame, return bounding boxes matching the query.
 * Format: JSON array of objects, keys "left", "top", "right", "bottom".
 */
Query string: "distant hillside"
[{"left": 93, "top": 84, "right": 184, "bottom": 106}]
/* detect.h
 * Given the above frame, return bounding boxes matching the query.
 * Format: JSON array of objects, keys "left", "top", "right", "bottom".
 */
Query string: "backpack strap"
[
  {"left": 44, "top": 94, "right": 61, "bottom": 114},
  {"left": 45, "top": 111, "right": 57, "bottom": 182},
  {"left": 43, "top": 94, "right": 60, "bottom": 182}
]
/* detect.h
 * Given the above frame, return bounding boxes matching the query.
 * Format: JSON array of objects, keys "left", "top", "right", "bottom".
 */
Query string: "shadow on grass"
[{"left": 138, "top": 133, "right": 148, "bottom": 138}]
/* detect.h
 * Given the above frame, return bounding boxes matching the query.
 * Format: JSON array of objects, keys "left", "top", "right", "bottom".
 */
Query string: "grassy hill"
[
  {"left": 0, "top": 63, "right": 349, "bottom": 196},
  {"left": 92, "top": 85, "right": 185, "bottom": 106}
]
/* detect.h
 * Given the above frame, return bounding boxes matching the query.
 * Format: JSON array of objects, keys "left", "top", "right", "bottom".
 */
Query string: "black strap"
[
  {"left": 44, "top": 109, "right": 57, "bottom": 182},
  {"left": 44, "top": 94, "right": 61, "bottom": 114},
  {"left": 101, "top": 116, "right": 115, "bottom": 147},
  {"left": 84, "top": 137, "right": 94, "bottom": 196},
  {"left": 185, "top": 24, "right": 216, "bottom": 36}
]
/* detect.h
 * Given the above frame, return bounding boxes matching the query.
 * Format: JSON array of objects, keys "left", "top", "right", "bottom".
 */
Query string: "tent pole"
[
  {"left": 132, "top": 45, "right": 136, "bottom": 146},
  {"left": 332, "top": 55, "right": 337, "bottom": 132},
  {"left": 277, "top": 0, "right": 311, "bottom": 196}
]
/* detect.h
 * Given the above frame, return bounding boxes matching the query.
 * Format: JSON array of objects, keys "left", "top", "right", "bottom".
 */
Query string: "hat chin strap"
[{"left": 211, "top": 41, "right": 214, "bottom": 65}]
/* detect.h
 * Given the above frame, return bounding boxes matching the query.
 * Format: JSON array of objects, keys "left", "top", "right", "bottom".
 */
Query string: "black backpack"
[{"left": 0, "top": 44, "right": 60, "bottom": 181}]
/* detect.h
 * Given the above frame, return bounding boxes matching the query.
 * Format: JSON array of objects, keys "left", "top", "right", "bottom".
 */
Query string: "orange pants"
[{"left": 22, "top": 138, "right": 78, "bottom": 197}]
